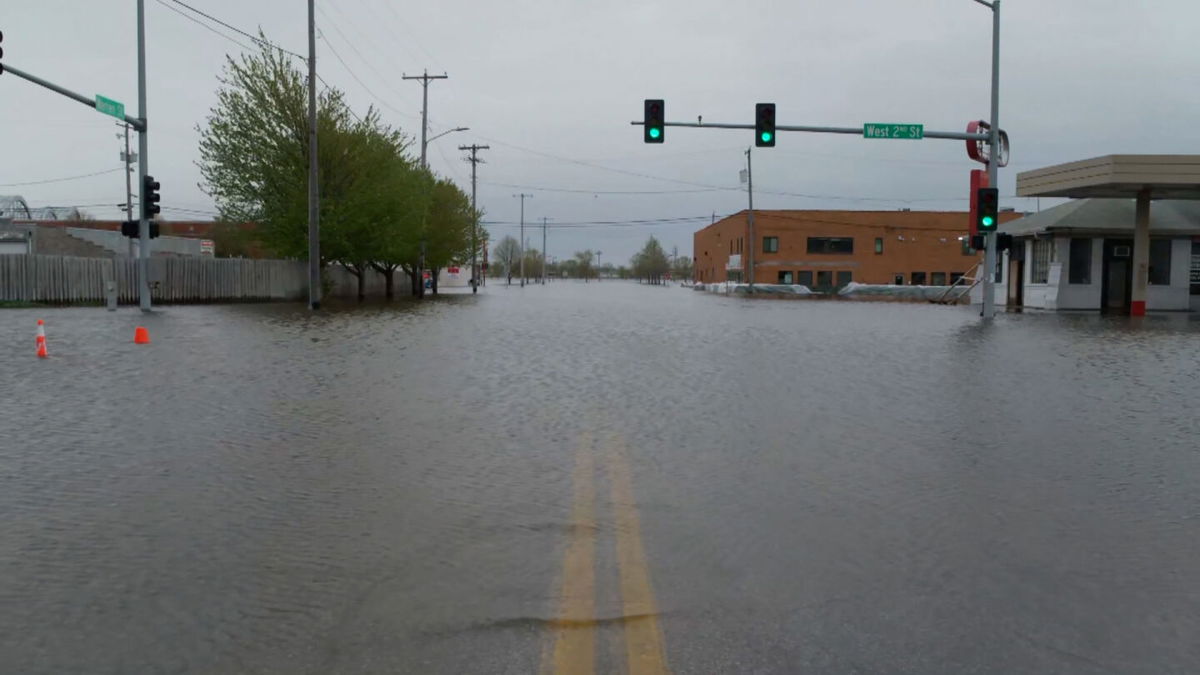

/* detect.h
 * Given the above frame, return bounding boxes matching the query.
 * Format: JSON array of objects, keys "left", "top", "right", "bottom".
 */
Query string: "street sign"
[
  {"left": 863, "top": 123, "right": 924, "bottom": 140},
  {"left": 95, "top": 94, "right": 125, "bottom": 120}
]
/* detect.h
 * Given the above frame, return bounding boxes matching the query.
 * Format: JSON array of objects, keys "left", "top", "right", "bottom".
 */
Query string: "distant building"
[{"left": 693, "top": 209, "right": 1022, "bottom": 290}]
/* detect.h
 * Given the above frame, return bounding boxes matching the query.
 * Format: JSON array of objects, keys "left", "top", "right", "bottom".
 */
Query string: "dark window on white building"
[
  {"left": 1191, "top": 242, "right": 1200, "bottom": 295},
  {"left": 1149, "top": 239, "right": 1172, "bottom": 285},
  {"left": 1031, "top": 238, "right": 1055, "bottom": 284},
  {"left": 1069, "top": 238, "right": 1092, "bottom": 284}
]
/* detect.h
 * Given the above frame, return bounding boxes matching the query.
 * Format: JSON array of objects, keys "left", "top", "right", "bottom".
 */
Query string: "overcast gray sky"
[{"left": 3, "top": 0, "right": 1198, "bottom": 265}]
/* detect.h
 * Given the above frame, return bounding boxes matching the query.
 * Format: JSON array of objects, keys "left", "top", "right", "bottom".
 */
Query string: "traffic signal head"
[
  {"left": 755, "top": 103, "right": 776, "bottom": 147},
  {"left": 977, "top": 187, "right": 999, "bottom": 231},
  {"left": 142, "top": 174, "right": 161, "bottom": 219},
  {"left": 644, "top": 99, "right": 664, "bottom": 143}
]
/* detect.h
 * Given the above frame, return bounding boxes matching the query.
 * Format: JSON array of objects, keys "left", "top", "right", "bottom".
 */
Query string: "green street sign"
[
  {"left": 863, "top": 123, "right": 924, "bottom": 140},
  {"left": 95, "top": 95, "right": 125, "bottom": 121}
]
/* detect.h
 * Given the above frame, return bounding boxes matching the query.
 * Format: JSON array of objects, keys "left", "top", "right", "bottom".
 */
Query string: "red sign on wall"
[{"left": 969, "top": 169, "right": 989, "bottom": 237}]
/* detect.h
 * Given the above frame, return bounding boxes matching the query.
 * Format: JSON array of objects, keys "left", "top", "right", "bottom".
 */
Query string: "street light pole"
[{"left": 542, "top": 217, "right": 548, "bottom": 285}]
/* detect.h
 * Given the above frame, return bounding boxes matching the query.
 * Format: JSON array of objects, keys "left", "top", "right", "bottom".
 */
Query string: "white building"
[{"left": 998, "top": 199, "right": 1200, "bottom": 313}]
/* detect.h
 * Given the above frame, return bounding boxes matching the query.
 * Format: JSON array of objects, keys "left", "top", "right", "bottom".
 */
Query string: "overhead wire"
[
  {"left": 163, "top": 0, "right": 305, "bottom": 59},
  {"left": 0, "top": 168, "right": 125, "bottom": 188}
]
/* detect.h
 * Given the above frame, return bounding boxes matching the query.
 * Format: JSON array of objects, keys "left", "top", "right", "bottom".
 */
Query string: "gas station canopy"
[{"left": 1016, "top": 155, "right": 1200, "bottom": 200}]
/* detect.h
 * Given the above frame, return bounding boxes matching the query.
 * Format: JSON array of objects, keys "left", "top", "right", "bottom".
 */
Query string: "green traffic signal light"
[
  {"left": 981, "top": 216, "right": 994, "bottom": 228},
  {"left": 755, "top": 103, "right": 776, "bottom": 148},
  {"left": 649, "top": 127, "right": 661, "bottom": 139}
]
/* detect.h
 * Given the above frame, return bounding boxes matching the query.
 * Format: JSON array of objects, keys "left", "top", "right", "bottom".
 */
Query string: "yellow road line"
[
  {"left": 545, "top": 431, "right": 597, "bottom": 675},
  {"left": 608, "top": 435, "right": 671, "bottom": 675}
]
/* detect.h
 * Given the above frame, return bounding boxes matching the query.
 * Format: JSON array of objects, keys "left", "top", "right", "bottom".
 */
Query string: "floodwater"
[{"left": 2, "top": 283, "right": 1198, "bottom": 674}]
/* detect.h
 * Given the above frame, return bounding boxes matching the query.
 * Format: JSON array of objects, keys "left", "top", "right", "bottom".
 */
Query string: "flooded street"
[{"left": 2, "top": 283, "right": 1198, "bottom": 674}]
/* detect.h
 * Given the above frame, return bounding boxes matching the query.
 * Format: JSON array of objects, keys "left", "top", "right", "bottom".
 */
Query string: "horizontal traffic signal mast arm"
[
  {"left": 630, "top": 119, "right": 988, "bottom": 141},
  {"left": 3, "top": 63, "right": 146, "bottom": 131}
]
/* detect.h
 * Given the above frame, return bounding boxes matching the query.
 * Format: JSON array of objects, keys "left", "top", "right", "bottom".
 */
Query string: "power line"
[
  {"left": 155, "top": 0, "right": 256, "bottom": 52},
  {"left": 0, "top": 168, "right": 124, "bottom": 187},
  {"left": 480, "top": 181, "right": 721, "bottom": 195},
  {"left": 317, "top": 31, "right": 419, "bottom": 123},
  {"left": 163, "top": 0, "right": 304, "bottom": 59}
]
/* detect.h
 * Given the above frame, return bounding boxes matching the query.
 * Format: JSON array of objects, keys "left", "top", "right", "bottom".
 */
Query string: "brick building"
[{"left": 694, "top": 209, "right": 1022, "bottom": 289}]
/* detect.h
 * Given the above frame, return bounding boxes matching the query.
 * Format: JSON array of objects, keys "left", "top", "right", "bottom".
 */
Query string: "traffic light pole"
[
  {"left": 980, "top": 0, "right": 1001, "bottom": 320},
  {"left": 136, "top": 0, "right": 151, "bottom": 311}
]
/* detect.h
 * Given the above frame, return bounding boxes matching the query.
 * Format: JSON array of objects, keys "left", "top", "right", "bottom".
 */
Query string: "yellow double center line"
[{"left": 546, "top": 432, "right": 670, "bottom": 675}]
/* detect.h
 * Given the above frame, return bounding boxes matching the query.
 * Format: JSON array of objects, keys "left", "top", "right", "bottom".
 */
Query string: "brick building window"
[
  {"left": 911, "top": 272, "right": 927, "bottom": 285},
  {"left": 797, "top": 271, "right": 814, "bottom": 288},
  {"left": 778, "top": 271, "right": 793, "bottom": 284},
  {"left": 807, "top": 237, "right": 854, "bottom": 254},
  {"left": 816, "top": 270, "right": 833, "bottom": 289},
  {"left": 950, "top": 272, "right": 964, "bottom": 284},
  {"left": 763, "top": 236, "right": 779, "bottom": 253},
  {"left": 875, "top": 237, "right": 883, "bottom": 254},
  {"left": 931, "top": 272, "right": 947, "bottom": 285},
  {"left": 836, "top": 271, "right": 853, "bottom": 288},
  {"left": 894, "top": 274, "right": 904, "bottom": 285}
]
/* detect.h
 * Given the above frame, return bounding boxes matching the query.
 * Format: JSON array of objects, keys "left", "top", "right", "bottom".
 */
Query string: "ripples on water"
[{"left": 1, "top": 286, "right": 1197, "bottom": 673}]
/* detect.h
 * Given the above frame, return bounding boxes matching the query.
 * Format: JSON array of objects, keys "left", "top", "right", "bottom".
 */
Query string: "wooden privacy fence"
[{"left": 0, "top": 255, "right": 308, "bottom": 304}]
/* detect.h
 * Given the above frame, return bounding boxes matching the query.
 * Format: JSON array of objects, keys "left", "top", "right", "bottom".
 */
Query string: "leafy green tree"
[
  {"left": 199, "top": 38, "right": 360, "bottom": 262},
  {"left": 632, "top": 236, "right": 670, "bottom": 284}
]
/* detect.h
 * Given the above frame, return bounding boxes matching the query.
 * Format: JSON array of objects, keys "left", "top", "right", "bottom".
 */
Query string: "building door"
[
  {"left": 1007, "top": 260, "right": 1024, "bottom": 308},
  {"left": 1102, "top": 238, "right": 1133, "bottom": 313}
]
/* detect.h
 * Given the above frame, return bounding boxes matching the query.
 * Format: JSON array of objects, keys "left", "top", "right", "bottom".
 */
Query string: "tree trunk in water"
[
  {"left": 431, "top": 268, "right": 440, "bottom": 295},
  {"left": 384, "top": 268, "right": 394, "bottom": 299},
  {"left": 356, "top": 270, "right": 365, "bottom": 301}
]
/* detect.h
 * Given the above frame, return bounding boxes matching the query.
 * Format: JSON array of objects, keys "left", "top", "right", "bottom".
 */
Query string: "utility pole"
[
  {"left": 541, "top": 217, "right": 549, "bottom": 285},
  {"left": 118, "top": 122, "right": 135, "bottom": 257},
  {"left": 596, "top": 250, "right": 602, "bottom": 281},
  {"left": 745, "top": 147, "right": 755, "bottom": 292},
  {"left": 403, "top": 69, "right": 449, "bottom": 169},
  {"left": 307, "top": 0, "right": 320, "bottom": 310},
  {"left": 514, "top": 193, "right": 531, "bottom": 287},
  {"left": 980, "top": 0, "right": 1001, "bottom": 320},
  {"left": 460, "top": 144, "right": 489, "bottom": 294},
  {"left": 136, "top": 0, "right": 151, "bottom": 311}
]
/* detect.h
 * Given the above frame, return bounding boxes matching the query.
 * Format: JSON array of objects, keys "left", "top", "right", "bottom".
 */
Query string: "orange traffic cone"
[
  {"left": 134, "top": 326, "right": 151, "bottom": 345},
  {"left": 36, "top": 319, "right": 48, "bottom": 358}
]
